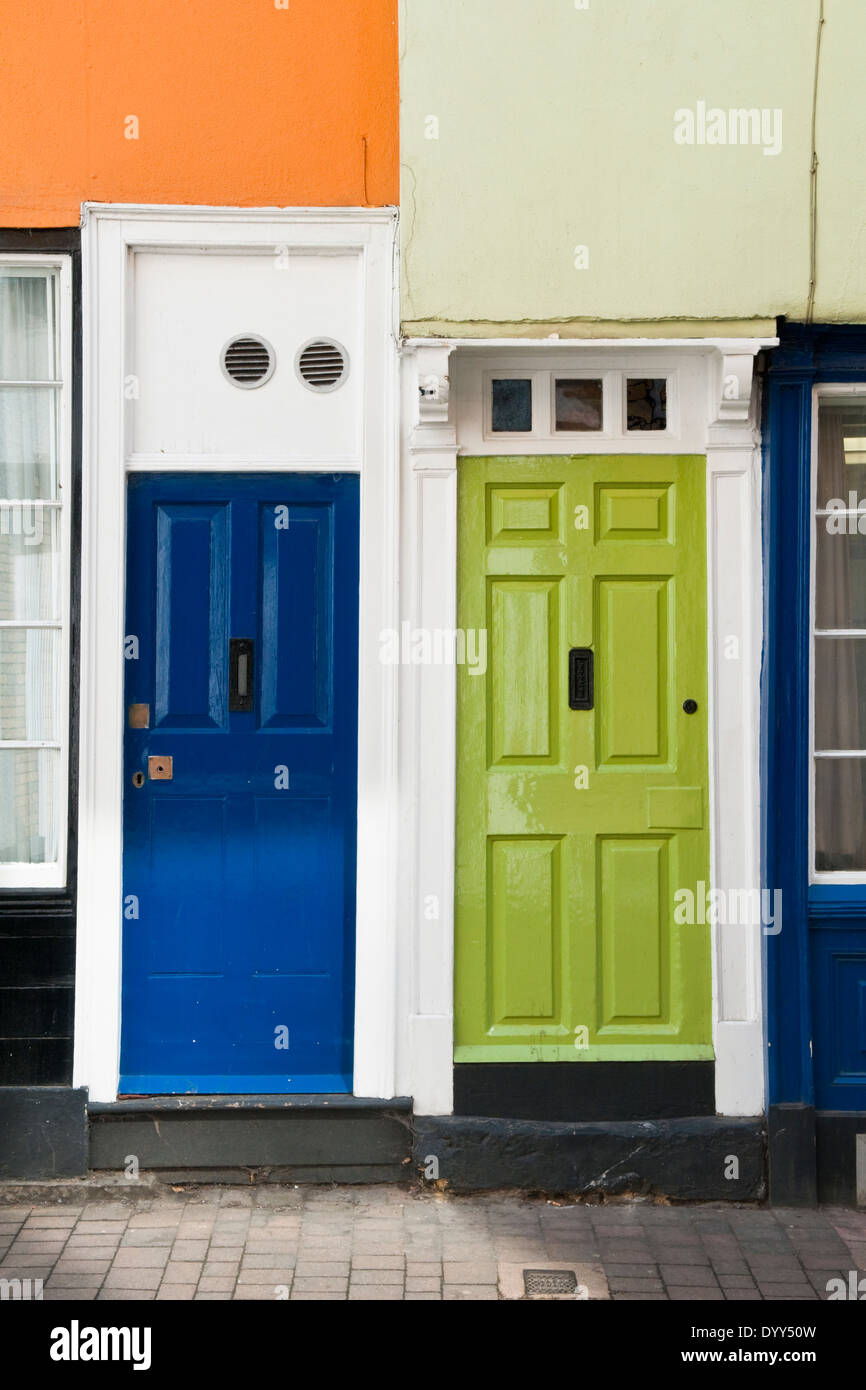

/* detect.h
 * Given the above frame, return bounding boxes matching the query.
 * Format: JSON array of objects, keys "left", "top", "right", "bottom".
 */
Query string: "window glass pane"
[
  {"left": 627, "top": 378, "right": 667, "bottom": 431},
  {"left": 0, "top": 386, "right": 58, "bottom": 498},
  {"left": 555, "top": 379, "right": 603, "bottom": 431},
  {"left": 814, "top": 526, "right": 866, "bottom": 629},
  {"left": 0, "top": 629, "right": 58, "bottom": 740},
  {"left": 817, "top": 401, "right": 866, "bottom": 506},
  {"left": 0, "top": 273, "right": 55, "bottom": 381},
  {"left": 491, "top": 379, "right": 532, "bottom": 432},
  {"left": 0, "top": 509, "right": 59, "bottom": 620},
  {"left": 815, "top": 637, "right": 866, "bottom": 749},
  {"left": 815, "top": 757, "right": 866, "bottom": 872},
  {"left": 0, "top": 748, "right": 58, "bottom": 864}
]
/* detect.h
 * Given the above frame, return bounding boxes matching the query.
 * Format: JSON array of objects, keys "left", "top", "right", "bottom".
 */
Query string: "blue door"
[{"left": 120, "top": 473, "right": 359, "bottom": 1094}]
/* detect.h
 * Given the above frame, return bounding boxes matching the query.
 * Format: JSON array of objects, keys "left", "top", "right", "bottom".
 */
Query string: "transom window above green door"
[{"left": 485, "top": 370, "right": 671, "bottom": 441}]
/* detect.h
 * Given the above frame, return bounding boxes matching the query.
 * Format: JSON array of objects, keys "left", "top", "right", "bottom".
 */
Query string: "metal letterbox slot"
[{"left": 148, "top": 756, "right": 173, "bottom": 781}]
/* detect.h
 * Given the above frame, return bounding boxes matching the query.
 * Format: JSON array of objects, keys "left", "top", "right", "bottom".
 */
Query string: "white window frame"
[
  {"left": 809, "top": 382, "right": 866, "bottom": 884},
  {"left": 0, "top": 255, "right": 72, "bottom": 889}
]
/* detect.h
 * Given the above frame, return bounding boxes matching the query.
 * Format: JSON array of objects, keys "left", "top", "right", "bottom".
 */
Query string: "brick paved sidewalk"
[{"left": 1, "top": 1186, "right": 864, "bottom": 1301}]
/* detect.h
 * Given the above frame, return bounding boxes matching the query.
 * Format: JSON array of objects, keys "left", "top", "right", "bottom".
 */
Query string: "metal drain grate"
[{"left": 523, "top": 1268, "right": 578, "bottom": 1296}]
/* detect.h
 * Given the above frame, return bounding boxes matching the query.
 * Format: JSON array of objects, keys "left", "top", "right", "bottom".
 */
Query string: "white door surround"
[
  {"left": 398, "top": 337, "right": 775, "bottom": 1118},
  {"left": 73, "top": 205, "right": 399, "bottom": 1103}
]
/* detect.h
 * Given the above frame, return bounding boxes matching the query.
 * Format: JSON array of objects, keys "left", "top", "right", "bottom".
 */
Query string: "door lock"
[{"left": 148, "top": 755, "right": 173, "bottom": 780}]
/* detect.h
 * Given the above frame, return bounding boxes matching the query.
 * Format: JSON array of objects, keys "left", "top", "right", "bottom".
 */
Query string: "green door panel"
[{"left": 455, "top": 455, "right": 712, "bottom": 1061}]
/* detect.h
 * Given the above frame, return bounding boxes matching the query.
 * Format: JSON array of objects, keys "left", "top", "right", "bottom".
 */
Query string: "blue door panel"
[
  {"left": 260, "top": 504, "right": 332, "bottom": 728},
  {"left": 811, "top": 926, "right": 866, "bottom": 1109},
  {"left": 155, "top": 504, "right": 229, "bottom": 728},
  {"left": 120, "top": 473, "right": 359, "bottom": 1094}
]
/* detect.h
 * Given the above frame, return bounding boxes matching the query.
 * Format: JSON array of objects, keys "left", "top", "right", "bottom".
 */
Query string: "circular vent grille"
[
  {"left": 220, "top": 334, "right": 275, "bottom": 389},
  {"left": 296, "top": 339, "right": 349, "bottom": 393}
]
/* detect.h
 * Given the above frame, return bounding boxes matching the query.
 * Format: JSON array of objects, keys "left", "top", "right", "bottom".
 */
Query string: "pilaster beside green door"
[{"left": 455, "top": 455, "right": 712, "bottom": 1061}]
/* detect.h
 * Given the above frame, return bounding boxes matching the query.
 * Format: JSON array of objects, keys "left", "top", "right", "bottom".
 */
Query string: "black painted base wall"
[
  {"left": 0, "top": 1088, "right": 87, "bottom": 1178},
  {"left": 768, "top": 1104, "right": 866, "bottom": 1206},
  {"left": 454, "top": 1062, "right": 715, "bottom": 1122},
  {"left": 415, "top": 1114, "right": 765, "bottom": 1199}
]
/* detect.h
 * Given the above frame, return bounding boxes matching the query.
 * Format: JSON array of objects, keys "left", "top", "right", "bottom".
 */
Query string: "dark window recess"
[
  {"left": 491, "top": 378, "right": 532, "bottom": 432},
  {"left": 627, "top": 377, "right": 667, "bottom": 431},
  {"left": 555, "top": 379, "right": 603, "bottom": 431}
]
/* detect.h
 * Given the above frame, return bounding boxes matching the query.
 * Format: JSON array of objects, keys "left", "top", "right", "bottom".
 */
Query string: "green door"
[{"left": 455, "top": 455, "right": 711, "bottom": 1061}]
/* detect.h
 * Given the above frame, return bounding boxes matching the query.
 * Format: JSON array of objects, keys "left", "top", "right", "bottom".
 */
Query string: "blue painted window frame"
[{"left": 764, "top": 324, "right": 866, "bottom": 1110}]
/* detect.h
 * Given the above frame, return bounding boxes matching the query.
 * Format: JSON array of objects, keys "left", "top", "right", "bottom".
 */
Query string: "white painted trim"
[
  {"left": 73, "top": 206, "right": 399, "bottom": 1103},
  {"left": 0, "top": 254, "right": 72, "bottom": 890},
  {"left": 398, "top": 338, "right": 767, "bottom": 1117}
]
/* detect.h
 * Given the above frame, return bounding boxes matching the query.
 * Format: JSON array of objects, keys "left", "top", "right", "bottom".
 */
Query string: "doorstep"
[
  {"left": 413, "top": 1114, "right": 767, "bottom": 1201},
  {"left": 88, "top": 1095, "right": 414, "bottom": 1185}
]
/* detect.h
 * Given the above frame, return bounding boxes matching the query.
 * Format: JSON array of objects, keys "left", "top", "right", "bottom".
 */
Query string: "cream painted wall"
[{"left": 400, "top": 0, "right": 862, "bottom": 334}]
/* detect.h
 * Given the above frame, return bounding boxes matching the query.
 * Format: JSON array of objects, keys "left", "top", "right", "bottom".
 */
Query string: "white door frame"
[
  {"left": 398, "top": 337, "right": 775, "bottom": 1117},
  {"left": 73, "top": 205, "right": 400, "bottom": 1103}
]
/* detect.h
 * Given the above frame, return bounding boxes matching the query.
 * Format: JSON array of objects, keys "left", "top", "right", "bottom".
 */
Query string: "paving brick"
[
  {"left": 161, "top": 1261, "right": 203, "bottom": 1283},
  {"left": 118, "top": 1229, "right": 176, "bottom": 1247},
  {"left": 111, "top": 1247, "right": 170, "bottom": 1269},
  {"left": 668, "top": 1286, "right": 725, "bottom": 1301},
  {"left": 52, "top": 1259, "right": 112, "bottom": 1276},
  {"left": 352, "top": 1254, "right": 405, "bottom": 1270},
  {"left": 443, "top": 1261, "right": 499, "bottom": 1284},
  {"left": 291, "top": 1276, "right": 349, "bottom": 1292},
  {"left": 198, "top": 1276, "right": 236, "bottom": 1293},
  {"left": 350, "top": 1268, "right": 404, "bottom": 1285},
  {"left": 45, "top": 1273, "right": 105, "bottom": 1289},
  {"left": 171, "top": 1239, "right": 209, "bottom": 1261},
  {"left": 659, "top": 1265, "right": 720, "bottom": 1285},
  {"left": 609, "top": 1277, "right": 666, "bottom": 1293},
  {"left": 204, "top": 1260, "right": 241, "bottom": 1277},
  {"left": 101, "top": 1269, "right": 163, "bottom": 1291},
  {"left": 349, "top": 1286, "right": 404, "bottom": 1300},
  {"left": 237, "top": 1268, "right": 294, "bottom": 1284},
  {"left": 756, "top": 1282, "right": 817, "bottom": 1299}
]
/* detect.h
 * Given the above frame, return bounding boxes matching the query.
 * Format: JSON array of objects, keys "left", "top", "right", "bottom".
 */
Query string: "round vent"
[
  {"left": 296, "top": 339, "right": 349, "bottom": 393},
  {"left": 220, "top": 334, "right": 275, "bottom": 389}
]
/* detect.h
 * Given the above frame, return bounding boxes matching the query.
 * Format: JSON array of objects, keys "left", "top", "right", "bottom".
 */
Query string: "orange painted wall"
[{"left": 0, "top": 0, "right": 398, "bottom": 225}]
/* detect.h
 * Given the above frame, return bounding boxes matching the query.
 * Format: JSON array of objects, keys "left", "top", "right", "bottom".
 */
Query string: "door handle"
[
  {"left": 230, "top": 638, "right": 254, "bottom": 713},
  {"left": 569, "top": 648, "right": 594, "bottom": 710}
]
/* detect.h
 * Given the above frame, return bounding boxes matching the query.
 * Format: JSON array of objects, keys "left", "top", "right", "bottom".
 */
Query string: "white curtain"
[
  {"left": 0, "top": 271, "right": 57, "bottom": 864},
  {"left": 0, "top": 273, "right": 54, "bottom": 499}
]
